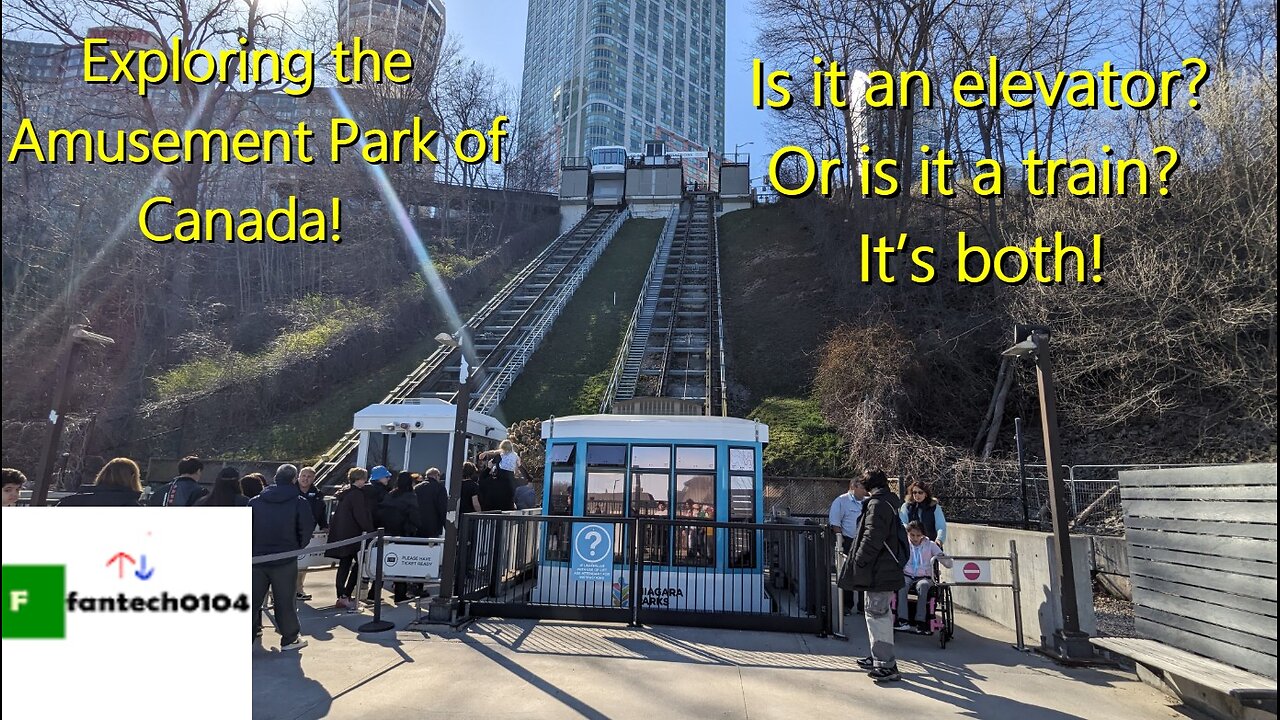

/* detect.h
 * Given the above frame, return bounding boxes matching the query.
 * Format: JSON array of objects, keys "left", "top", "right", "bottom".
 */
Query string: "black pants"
[
  {"left": 335, "top": 556, "right": 359, "bottom": 598},
  {"left": 839, "top": 536, "right": 864, "bottom": 613},
  {"left": 254, "top": 558, "right": 300, "bottom": 641}
]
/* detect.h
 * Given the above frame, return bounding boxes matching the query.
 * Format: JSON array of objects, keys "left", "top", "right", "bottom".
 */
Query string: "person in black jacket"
[
  {"left": 477, "top": 451, "right": 515, "bottom": 511},
  {"left": 414, "top": 467, "right": 449, "bottom": 539},
  {"left": 326, "top": 468, "right": 374, "bottom": 611},
  {"left": 848, "top": 469, "right": 908, "bottom": 684},
  {"left": 146, "top": 456, "right": 208, "bottom": 507},
  {"left": 364, "top": 465, "right": 393, "bottom": 526},
  {"left": 248, "top": 464, "right": 315, "bottom": 651},
  {"left": 294, "top": 466, "right": 328, "bottom": 601},
  {"left": 196, "top": 467, "right": 249, "bottom": 507},
  {"left": 385, "top": 472, "right": 421, "bottom": 603},
  {"left": 57, "top": 458, "right": 143, "bottom": 507}
]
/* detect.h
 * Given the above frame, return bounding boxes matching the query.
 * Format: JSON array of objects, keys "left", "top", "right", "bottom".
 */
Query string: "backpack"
[{"left": 144, "top": 483, "right": 169, "bottom": 507}]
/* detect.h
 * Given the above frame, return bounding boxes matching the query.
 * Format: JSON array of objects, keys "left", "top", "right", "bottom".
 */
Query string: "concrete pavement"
[{"left": 251, "top": 571, "right": 1206, "bottom": 720}]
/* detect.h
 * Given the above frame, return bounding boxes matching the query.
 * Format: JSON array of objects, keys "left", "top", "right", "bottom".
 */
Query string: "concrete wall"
[
  {"left": 560, "top": 204, "right": 587, "bottom": 235},
  {"left": 560, "top": 168, "right": 589, "bottom": 199},
  {"left": 628, "top": 202, "right": 680, "bottom": 219},
  {"left": 625, "top": 167, "right": 683, "bottom": 200},
  {"left": 946, "top": 524, "right": 1096, "bottom": 651},
  {"left": 719, "top": 164, "right": 750, "bottom": 198}
]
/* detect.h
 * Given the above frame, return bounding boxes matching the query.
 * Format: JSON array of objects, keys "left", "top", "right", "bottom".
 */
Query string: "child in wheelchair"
[{"left": 894, "top": 521, "right": 952, "bottom": 634}]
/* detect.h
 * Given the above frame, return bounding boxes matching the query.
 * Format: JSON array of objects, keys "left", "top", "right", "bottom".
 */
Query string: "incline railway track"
[
  {"left": 313, "top": 207, "right": 627, "bottom": 489},
  {"left": 602, "top": 193, "right": 727, "bottom": 416}
]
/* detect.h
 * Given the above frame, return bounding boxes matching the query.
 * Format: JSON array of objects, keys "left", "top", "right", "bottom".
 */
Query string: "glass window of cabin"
[
  {"left": 549, "top": 443, "right": 575, "bottom": 465},
  {"left": 630, "top": 445, "right": 671, "bottom": 469},
  {"left": 546, "top": 471, "right": 575, "bottom": 562},
  {"left": 727, "top": 475, "right": 756, "bottom": 568},
  {"left": 729, "top": 447, "right": 755, "bottom": 472},
  {"left": 633, "top": 471, "right": 671, "bottom": 563},
  {"left": 585, "top": 471, "right": 626, "bottom": 516},
  {"left": 674, "top": 472, "right": 715, "bottom": 566},
  {"left": 586, "top": 443, "right": 626, "bottom": 467},
  {"left": 675, "top": 446, "right": 715, "bottom": 471}
]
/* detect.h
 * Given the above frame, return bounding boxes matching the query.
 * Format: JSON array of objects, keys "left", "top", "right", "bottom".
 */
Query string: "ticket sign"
[
  {"left": 570, "top": 523, "right": 613, "bottom": 582},
  {"left": 953, "top": 559, "right": 992, "bottom": 584},
  {"left": 361, "top": 539, "right": 444, "bottom": 581}
]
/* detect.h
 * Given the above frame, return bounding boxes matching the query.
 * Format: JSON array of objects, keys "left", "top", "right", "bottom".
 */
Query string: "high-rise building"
[
  {"left": 519, "top": 0, "right": 725, "bottom": 162},
  {"left": 338, "top": 0, "right": 446, "bottom": 69}
]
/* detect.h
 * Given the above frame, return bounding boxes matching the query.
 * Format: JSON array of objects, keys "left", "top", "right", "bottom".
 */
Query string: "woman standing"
[
  {"left": 240, "top": 473, "right": 266, "bottom": 500},
  {"left": 899, "top": 480, "right": 947, "bottom": 546},
  {"left": 56, "top": 458, "right": 144, "bottom": 506},
  {"left": 196, "top": 467, "right": 249, "bottom": 506},
  {"left": 385, "top": 472, "right": 421, "bottom": 603},
  {"left": 326, "top": 468, "right": 374, "bottom": 611}
]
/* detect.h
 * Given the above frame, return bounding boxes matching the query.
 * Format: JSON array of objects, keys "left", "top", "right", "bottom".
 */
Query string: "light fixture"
[{"left": 435, "top": 332, "right": 459, "bottom": 348}]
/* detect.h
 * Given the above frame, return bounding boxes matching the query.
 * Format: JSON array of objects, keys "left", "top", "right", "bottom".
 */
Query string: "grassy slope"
[
  {"left": 497, "top": 218, "right": 664, "bottom": 424},
  {"left": 718, "top": 205, "right": 847, "bottom": 477},
  {"left": 208, "top": 242, "right": 549, "bottom": 462}
]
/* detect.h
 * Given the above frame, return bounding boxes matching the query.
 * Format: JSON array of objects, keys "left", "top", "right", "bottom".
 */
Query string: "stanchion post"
[
  {"left": 629, "top": 517, "right": 641, "bottom": 627},
  {"left": 358, "top": 530, "right": 394, "bottom": 633},
  {"left": 1009, "top": 539, "right": 1025, "bottom": 651}
]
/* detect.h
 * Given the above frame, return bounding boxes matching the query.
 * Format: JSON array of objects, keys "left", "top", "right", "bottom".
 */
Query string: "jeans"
[
  {"left": 335, "top": 556, "right": 359, "bottom": 598},
  {"left": 254, "top": 558, "right": 300, "bottom": 641},
  {"left": 897, "top": 576, "right": 934, "bottom": 622},
  {"left": 864, "top": 590, "right": 896, "bottom": 669}
]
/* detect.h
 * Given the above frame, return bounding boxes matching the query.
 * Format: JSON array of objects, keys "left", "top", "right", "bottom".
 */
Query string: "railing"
[
  {"left": 460, "top": 513, "right": 831, "bottom": 633},
  {"left": 708, "top": 203, "right": 729, "bottom": 417},
  {"left": 599, "top": 206, "right": 680, "bottom": 412}
]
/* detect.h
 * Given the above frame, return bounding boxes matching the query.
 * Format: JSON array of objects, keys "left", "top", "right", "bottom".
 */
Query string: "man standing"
[
  {"left": 148, "top": 456, "right": 208, "bottom": 507},
  {"left": 414, "top": 468, "right": 448, "bottom": 539},
  {"left": 847, "top": 469, "right": 908, "bottom": 683},
  {"left": 829, "top": 478, "right": 867, "bottom": 614},
  {"left": 249, "top": 464, "right": 315, "bottom": 651},
  {"left": 295, "top": 467, "right": 328, "bottom": 602}
]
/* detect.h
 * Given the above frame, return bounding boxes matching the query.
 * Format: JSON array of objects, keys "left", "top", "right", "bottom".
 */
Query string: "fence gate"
[{"left": 459, "top": 513, "right": 831, "bottom": 633}]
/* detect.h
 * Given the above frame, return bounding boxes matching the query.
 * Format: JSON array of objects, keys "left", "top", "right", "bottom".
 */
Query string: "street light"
[
  {"left": 733, "top": 141, "right": 754, "bottom": 161},
  {"left": 1002, "top": 323, "right": 1094, "bottom": 662},
  {"left": 428, "top": 331, "right": 473, "bottom": 624},
  {"left": 31, "top": 324, "right": 115, "bottom": 506}
]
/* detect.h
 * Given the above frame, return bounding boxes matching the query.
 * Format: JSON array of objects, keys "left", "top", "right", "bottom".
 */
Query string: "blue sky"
[{"left": 447, "top": 0, "right": 775, "bottom": 187}]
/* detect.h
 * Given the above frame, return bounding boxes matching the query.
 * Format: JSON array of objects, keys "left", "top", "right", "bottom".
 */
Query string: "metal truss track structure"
[
  {"left": 314, "top": 207, "right": 629, "bottom": 489},
  {"left": 602, "top": 193, "right": 727, "bottom": 416}
]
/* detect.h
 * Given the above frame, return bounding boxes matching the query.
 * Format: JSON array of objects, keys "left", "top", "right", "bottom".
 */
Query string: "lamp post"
[
  {"left": 733, "top": 141, "right": 754, "bottom": 161},
  {"left": 428, "top": 332, "right": 472, "bottom": 623},
  {"left": 31, "top": 325, "right": 115, "bottom": 506},
  {"left": 1002, "top": 324, "right": 1093, "bottom": 662}
]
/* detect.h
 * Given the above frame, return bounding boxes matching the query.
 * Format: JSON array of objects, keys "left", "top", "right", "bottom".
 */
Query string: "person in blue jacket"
[{"left": 249, "top": 464, "right": 315, "bottom": 651}]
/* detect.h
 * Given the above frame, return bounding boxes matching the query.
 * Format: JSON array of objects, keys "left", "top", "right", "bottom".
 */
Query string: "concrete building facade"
[{"left": 519, "top": 0, "right": 725, "bottom": 163}]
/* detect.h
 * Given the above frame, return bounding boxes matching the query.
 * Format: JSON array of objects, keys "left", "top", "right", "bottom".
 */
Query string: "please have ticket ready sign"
[{"left": 1, "top": 508, "right": 252, "bottom": 717}]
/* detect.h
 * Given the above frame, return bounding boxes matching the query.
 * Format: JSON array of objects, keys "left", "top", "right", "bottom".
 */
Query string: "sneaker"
[
  {"left": 856, "top": 656, "right": 875, "bottom": 670},
  {"left": 893, "top": 619, "right": 911, "bottom": 631},
  {"left": 334, "top": 597, "right": 350, "bottom": 610},
  {"left": 915, "top": 622, "right": 933, "bottom": 636},
  {"left": 280, "top": 636, "right": 308, "bottom": 651},
  {"left": 868, "top": 665, "right": 901, "bottom": 683},
  {"left": 296, "top": 592, "right": 312, "bottom": 601}
]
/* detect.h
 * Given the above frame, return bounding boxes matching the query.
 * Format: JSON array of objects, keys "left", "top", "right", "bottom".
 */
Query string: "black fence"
[{"left": 459, "top": 513, "right": 832, "bottom": 633}]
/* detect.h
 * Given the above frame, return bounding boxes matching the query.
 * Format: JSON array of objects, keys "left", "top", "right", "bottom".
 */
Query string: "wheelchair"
[{"left": 888, "top": 560, "right": 956, "bottom": 649}]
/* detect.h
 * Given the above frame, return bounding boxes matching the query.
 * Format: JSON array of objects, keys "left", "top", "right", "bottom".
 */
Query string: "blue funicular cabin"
[
  {"left": 353, "top": 399, "right": 506, "bottom": 476},
  {"left": 533, "top": 414, "right": 769, "bottom": 612}
]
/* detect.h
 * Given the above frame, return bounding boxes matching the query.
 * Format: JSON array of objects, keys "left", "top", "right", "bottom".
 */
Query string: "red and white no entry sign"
[{"left": 955, "top": 559, "right": 991, "bottom": 583}]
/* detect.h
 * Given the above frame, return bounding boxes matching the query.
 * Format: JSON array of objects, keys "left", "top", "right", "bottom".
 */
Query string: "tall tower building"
[
  {"left": 519, "top": 0, "right": 725, "bottom": 162},
  {"left": 338, "top": 0, "right": 446, "bottom": 69}
]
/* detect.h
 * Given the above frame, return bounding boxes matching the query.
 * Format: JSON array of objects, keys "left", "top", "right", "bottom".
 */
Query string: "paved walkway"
[{"left": 252, "top": 572, "right": 1204, "bottom": 720}]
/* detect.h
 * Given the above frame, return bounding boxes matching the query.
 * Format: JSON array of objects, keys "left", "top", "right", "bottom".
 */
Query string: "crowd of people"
[
  {"left": 0, "top": 438, "right": 537, "bottom": 652},
  {"left": 830, "top": 471, "right": 952, "bottom": 684}
]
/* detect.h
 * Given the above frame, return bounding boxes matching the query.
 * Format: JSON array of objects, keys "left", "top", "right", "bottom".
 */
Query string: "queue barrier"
[{"left": 251, "top": 530, "right": 395, "bottom": 634}]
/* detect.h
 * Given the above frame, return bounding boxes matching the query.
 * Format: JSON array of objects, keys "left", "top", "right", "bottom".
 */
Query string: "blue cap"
[{"left": 369, "top": 466, "right": 392, "bottom": 481}]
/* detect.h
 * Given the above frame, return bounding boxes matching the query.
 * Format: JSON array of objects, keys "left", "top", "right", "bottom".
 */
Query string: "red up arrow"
[{"left": 106, "top": 552, "right": 137, "bottom": 579}]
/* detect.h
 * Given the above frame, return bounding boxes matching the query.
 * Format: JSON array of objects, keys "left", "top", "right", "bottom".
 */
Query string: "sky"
[{"left": 447, "top": 0, "right": 776, "bottom": 188}]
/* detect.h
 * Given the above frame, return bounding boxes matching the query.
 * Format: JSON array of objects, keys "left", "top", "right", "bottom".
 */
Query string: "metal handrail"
[{"left": 710, "top": 202, "right": 730, "bottom": 417}]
